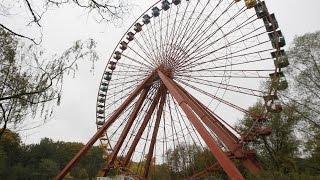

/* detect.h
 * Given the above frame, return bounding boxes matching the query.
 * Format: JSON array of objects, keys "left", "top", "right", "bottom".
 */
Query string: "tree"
[
  {"left": 237, "top": 102, "right": 302, "bottom": 175},
  {"left": 285, "top": 31, "right": 320, "bottom": 174},
  {"left": 38, "top": 159, "right": 59, "bottom": 179},
  {"left": 0, "top": 27, "right": 98, "bottom": 138},
  {"left": 81, "top": 146, "right": 104, "bottom": 179},
  {"left": 163, "top": 144, "right": 219, "bottom": 179},
  {"left": 0, "top": 0, "right": 130, "bottom": 44},
  {"left": 0, "top": 131, "right": 105, "bottom": 179},
  {"left": 0, "top": 129, "right": 23, "bottom": 178},
  {"left": 286, "top": 31, "right": 320, "bottom": 130}
]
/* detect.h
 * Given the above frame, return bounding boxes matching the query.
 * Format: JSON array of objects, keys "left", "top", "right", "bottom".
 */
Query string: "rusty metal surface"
[
  {"left": 157, "top": 70, "right": 244, "bottom": 180},
  {"left": 55, "top": 74, "right": 154, "bottom": 180}
]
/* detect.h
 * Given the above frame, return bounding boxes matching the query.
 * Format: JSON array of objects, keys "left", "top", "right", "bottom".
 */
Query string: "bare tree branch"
[{"left": 0, "top": 23, "right": 41, "bottom": 45}]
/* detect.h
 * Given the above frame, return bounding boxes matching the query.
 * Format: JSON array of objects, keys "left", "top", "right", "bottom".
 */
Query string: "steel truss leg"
[
  {"left": 143, "top": 87, "right": 167, "bottom": 178},
  {"left": 54, "top": 74, "right": 154, "bottom": 180},
  {"left": 188, "top": 163, "right": 221, "bottom": 180},
  {"left": 157, "top": 70, "right": 244, "bottom": 180},
  {"left": 121, "top": 87, "right": 163, "bottom": 167},
  {"left": 176, "top": 83, "right": 262, "bottom": 174},
  {"left": 99, "top": 87, "right": 150, "bottom": 175}
]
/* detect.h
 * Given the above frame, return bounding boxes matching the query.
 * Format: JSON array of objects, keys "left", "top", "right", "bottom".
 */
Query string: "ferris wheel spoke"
[
  {"left": 121, "top": 54, "right": 153, "bottom": 69},
  {"left": 181, "top": 11, "right": 257, "bottom": 64},
  {"left": 139, "top": 29, "right": 158, "bottom": 61},
  {"left": 162, "top": 5, "right": 173, "bottom": 61},
  {"left": 179, "top": 0, "right": 235, "bottom": 58},
  {"left": 127, "top": 43, "right": 156, "bottom": 67},
  {"left": 177, "top": 79, "right": 248, "bottom": 114},
  {"left": 105, "top": 87, "right": 141, "bottom": 108},
  {"left": 181, "top": 23, "right": 264, "bottom": 69},
  {"left": 196, "top": 27, "right": 266, "bottom": 60},
  {"left": 105, "top": 85, "right": 140, "bottom": 103},
  {"left": 176, "top": 0, "right": 222, "bottom": 50},
  {"left": 170, "top": 95, "right": 196, "bottom": 146},
  {"left": 110, "top": 74, "right": 149, "bottom": 81},
  {"left": 122, "top": 88, "right": 156, "bottom": 157},
  {"left": 118, "top": 93, "right": 156, "bottom": 158},
  {"left": 166, "top": 1, "right": 200, "bottom": 60},
  {"left": 158, "top": 12, "right": 166, "bottom": 66},
  {"left": 116, "top": 62, "right": 150, "bottom": 72},
  {"left": 184, "top": 48, "right": 273, "bottom": 70},
  {"left": 112, "top": 70, "right": 149, "bottom": 74},
  {"left": 169, "top": 0, "right": 215, "bottom": 63},
  {"left": 179, "top": 46, "right": 271, "bottom": 73},
  {"left": 177, "top": 75, "right": 266, "bottom": 94},
  {"left": 175, "top": 1, "right": 236, "bottom": 64},
  {"left": 168, "top": 94, "right": 209, "bottom": 174},
  {"left": 170, "top": 94, "right": 207, "bottom": 151},
  {"left": 165, "top": 1, "right": 199, "bottom": 59},
  {"left": 176, "top": 77, "right": 262, "bottom": 97},
  {"left": 133, "top": 33, "right": 157, "bottom": 63},
  {"left": 106, "top": 80, "right": 146, "bottom": 92},
  {"left": 110, "top": 73, "right": 149, "bottom": 78},
  {"left": 144, "top": 18, "right": 164, "bottom": 62},
  {"left": 164, "top": 3, "right": 181, "bottom": 58},
  {"left": 187, "top": 5, "right": 249, "bottom": 55},
  {"left": 149, "top": 17, "right": 161, "bottom": 62},
  {"left": 107, "top": 103, "right": 137, "bottom": 140},
  {"left": 181, "top": 75, "right": 269, "bottom": 78}
]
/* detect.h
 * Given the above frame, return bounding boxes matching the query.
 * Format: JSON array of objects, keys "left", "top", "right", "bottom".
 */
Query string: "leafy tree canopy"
[{"left": 0, "top": 27, "right": 98, "bottom": 137}]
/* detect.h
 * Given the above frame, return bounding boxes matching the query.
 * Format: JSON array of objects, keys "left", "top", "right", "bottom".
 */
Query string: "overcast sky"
[{"left": 15, "top": 0, "right": 320, "bottom": 144}]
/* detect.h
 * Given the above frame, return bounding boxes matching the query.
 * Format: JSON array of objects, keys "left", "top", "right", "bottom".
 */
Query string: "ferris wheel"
[{"left": 56, "top": 0, "right": 288, "bottom": 179}]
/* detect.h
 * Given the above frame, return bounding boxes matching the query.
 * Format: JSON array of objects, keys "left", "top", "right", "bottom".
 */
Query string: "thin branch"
[
  {"left": 0, "top": 23, "right": 40, "bottom": 45},
  {"left": 0, "top": 103, "right": 8, "bottom": 138},
  {"left": 24, "top": 0, "right": 41, "bottom": 27}
]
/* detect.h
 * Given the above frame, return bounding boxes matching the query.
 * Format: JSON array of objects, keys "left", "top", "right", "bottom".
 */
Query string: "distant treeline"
[
  {"left": 1, "top": 128, "right": 320, "bottom": 180},
  {"left": 0, "top": 130, "right": 104, "bottom": 179}
]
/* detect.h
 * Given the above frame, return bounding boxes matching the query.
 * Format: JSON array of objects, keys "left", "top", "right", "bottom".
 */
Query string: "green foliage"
[
  {"left": 286, "top": 31, "right": 320, "bottom": 130},
  {"left": 0, "top": 27, "right": 98, "bottom": 137},
  {"left": 0, "top": 130, "right": 104, "bottom": 179},
  {"left": 237, "top": 102, "right": 302, "bottom": 173},
  {"left": 284, "top": 30, "right": 320, "bottom": 176}
]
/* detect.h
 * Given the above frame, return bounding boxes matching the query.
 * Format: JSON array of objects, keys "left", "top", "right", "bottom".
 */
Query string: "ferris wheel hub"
[{"left": 157, "top": 64, "right": 174, "bottom": 79}]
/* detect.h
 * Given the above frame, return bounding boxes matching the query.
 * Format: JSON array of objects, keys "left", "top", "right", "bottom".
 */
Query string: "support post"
[
  {"left": 176, "top": 84, "right": 262, "bottom": 173},
  {"left": 143, "top": 88, "right": 166, "bottom": 178},
  {"left": 100, "top": 87, "right": 150, "bottom": 174},
  {"left": 121, "top": 87, "right": 163, "bottom": 167},
  {"left": 54, "top": 74, "right": 154, "bottom": 180},
  {"left": 188, "top": 163, "right": 221, "bottom": 179},
  {"left": 158, "top": 70, "right": 244, "bottom": 180}
]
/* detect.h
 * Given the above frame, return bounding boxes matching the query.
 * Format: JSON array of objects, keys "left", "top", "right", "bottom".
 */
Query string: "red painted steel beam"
[
  {"left": 178, "top": 85, "right": 239, "bottom": 143},
  {"left": 167, "top": 76, "right": 242, "bottom": 154},
  {"left": 178, "top": 86, "right": 262, "bottom": 173},
  {"left": 188, "top": 163, "right": 221, "bottom": 179},
  {"left": 101, "top": 87, "right": 150, "bottom": 174},
  {"left": 143, "top": 88, "right": 166, "bottom": 178},
  {"left": 54, "top": 74, "right": 154, "bottom": 180},
  {"left": 121, "top": 87, "right": 163, "bottom": 167},
  {"left": 241, "top": 158, "right": 262, "bottom": 174},
  {"left": 157, "top": 70, "right": 244, "bottom": 180}
]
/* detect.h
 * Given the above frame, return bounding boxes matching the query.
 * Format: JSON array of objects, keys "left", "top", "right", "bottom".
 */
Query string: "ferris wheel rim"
[{"left": 95, "top": 0, "right": 287, "bottom": 177}]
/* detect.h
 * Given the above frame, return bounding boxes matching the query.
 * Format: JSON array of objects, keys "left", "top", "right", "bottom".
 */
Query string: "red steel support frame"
[
  {"left": 121, "top": 87, "right": 163, "bottom": 167},
  {"left": 175, "top": 83, "right": 261, "bottom": 173},
  {"left": 157, "top": 70, "right": 244, "bottom": 180},
  {"left": 143, "top": 88, "right": 166, "bottom": 178},
  {"left": 54, "top": 74, "right": 154, "bottom": 180},
  {"left": 177, "top": 83, "right": 261, "bottom": 174},
  {"left": 99, "top": 87, "right": 150, "bottom": 175},
  {"left": 189, "top": 163, "right": 221, "bottom": 179}
]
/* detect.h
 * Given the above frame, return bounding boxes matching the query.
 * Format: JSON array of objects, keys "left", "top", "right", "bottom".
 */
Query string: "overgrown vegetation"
[{"left": 0, "top": 129, "right": 104, "bottom": 179}]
